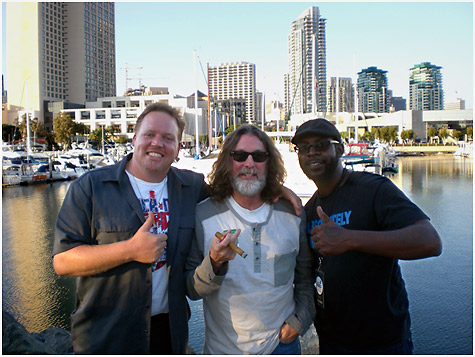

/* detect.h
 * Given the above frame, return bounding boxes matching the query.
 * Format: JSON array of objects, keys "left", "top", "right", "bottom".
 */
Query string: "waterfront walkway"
[{"left": 394, "top": 145, "right": 457, "bottom": 155}]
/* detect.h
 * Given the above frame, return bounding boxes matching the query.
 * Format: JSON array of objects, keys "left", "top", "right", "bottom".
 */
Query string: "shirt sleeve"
[
  {"left": 185, "top": 208, "right": 228, "bottom": 300},
  {"left": 285, "top": 212, "right": 316, "bottom": 335},
  {"left": 374, "top": 176, "right": 429, "bottom": 231},
  {"left": 53, "top": 178, "right": 94, "bottom": 256}
]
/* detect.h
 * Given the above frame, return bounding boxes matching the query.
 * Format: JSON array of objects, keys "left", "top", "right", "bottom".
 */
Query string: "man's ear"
[{"left": 335, "top": 142, "right": 345, "bottom": 158}]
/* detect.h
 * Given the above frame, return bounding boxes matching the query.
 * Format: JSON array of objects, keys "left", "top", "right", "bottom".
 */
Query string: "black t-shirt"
[{"left": 305, "top": 171, "right": 429, "bottom": 349}]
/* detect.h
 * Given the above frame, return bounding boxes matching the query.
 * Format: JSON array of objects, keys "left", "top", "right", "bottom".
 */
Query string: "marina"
[{"left": 2, "top": 143, "right": 126, "bottom": 187}]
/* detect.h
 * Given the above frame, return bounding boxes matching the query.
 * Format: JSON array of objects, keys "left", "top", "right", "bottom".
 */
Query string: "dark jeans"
[
  {"left": 319, "top": 335, "right": 413, "bottom": 355},
  {"left": 271, "top": 337, "right": 302, "bottom": 355},
  {"left": 150, "top": 313, "right": 173, "bottom": 354}
]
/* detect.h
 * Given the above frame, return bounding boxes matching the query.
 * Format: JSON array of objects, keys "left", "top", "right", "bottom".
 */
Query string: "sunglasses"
[
  {"left": 230, "top": 150, "right": 269, "bottom": 163},
  {"left": 295, "top": 139, "right": 340, "bottom": 155}
]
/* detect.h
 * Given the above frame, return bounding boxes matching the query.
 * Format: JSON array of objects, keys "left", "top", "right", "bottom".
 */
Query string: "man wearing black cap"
[{"left": 292, "top": 118, "right": 442, "bottom": 354}]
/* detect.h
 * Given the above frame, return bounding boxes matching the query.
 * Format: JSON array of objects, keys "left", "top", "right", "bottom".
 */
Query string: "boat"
[
  {"left": 454, "top": 141, "right": 473, "bottom": 158},
  {"left": 2, "top": 162, "right": 49, "bottom": 186},
  {"left": 342, "top": 141, "right": 398, "bottom": 175}
]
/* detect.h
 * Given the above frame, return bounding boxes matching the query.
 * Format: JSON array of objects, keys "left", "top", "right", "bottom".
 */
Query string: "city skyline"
[{"left": 2, "top": 1, "right": 473, "bottom": 110}]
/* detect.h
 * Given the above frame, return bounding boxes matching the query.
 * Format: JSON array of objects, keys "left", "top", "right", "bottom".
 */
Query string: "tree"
[
  {"left": 388, "top": 126, "right": 398, "bottom": 144},
  {"left": 401, "top": 129, "right": 416, "bottom": 145},
  {"left": 2, "top": 124, "right": 16, "bottom": 143},
  {"left": 361, "top": 130, "right": 374, "bottom": 142},
  {"left": 225, "top": 125, "right": 236, "bottom": 136},
  {"left": 115, "top": 136, "right": 129, "bottom": 144},
  {"left": 427, "top": 126, "right": 438, "bottom": 143},
  {"left": 31, "top": 120, "right": 56, "bottom": 150},
  {"left": 453, "top": 130, "right": 462, "bottom": 141},
  {"left": 378, "top": 126, "right": 389, "bottom": 143},
  {"left": 53, "top": 112, "right": 76, "bottom": 149},
  {"left": 467, "top": 127, "right": 473, "bottom": 140},
  {"left": 438, "top": 127, "right": 448, "bottom": 145},
  {"left": 74, "top": 122, "right": 89, "bottom": 136},
  {"left": 88, "top": 126, "right": 114, "bottom": 148}
]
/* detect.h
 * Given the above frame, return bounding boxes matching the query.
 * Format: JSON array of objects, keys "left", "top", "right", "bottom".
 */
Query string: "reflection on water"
[
  {"left": 2, "top": 182, "right": 75, "bottom": 331},
  {"left": 394, "top": 156, "right": 472, "bottom": 355},
  {"left": 1, "top": 156, "right": 473, "bottom": 354}
]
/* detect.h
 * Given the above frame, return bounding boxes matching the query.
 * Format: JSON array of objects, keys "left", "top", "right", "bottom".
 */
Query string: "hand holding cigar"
[{"left": 215, "top": 231, "right": 248, "bottom": 258}]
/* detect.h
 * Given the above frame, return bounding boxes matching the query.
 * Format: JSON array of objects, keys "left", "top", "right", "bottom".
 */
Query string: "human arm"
[
  {"left": 274, "top": 186, "right": 303, "bottom": 216},
  {"left": 185, "top": 214, "right": 240, "bottom": 300},
  {"left": 311, "top": 206, "right": 442, "bottom": 260},
  {"left": 279, "top": 323, "right": 300, "bottom": 344},
  {"left": 209, "top": 230, "right": 240, "bottom": 273},
  {"left": 53, "top": 212, "right": 167, "bottom": 276},
  {"left": 282, "top": 213, "right": 316, "bottom": 341}
]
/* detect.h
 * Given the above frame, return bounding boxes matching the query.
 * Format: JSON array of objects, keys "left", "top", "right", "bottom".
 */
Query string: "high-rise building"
[
  {"left": 208, "top": 62, "right": 256, "bottom": 126},
  {"left": 285, "top": 6, "right": 326, "bottom": 117},
  {"left": 388, "top": 90, "right": 407, "bottom": 112},
  {"left": 445, "top": 98, "right": 465, "bottom": 110},
  {"left": 357, "top": 67, "right": 390, "bottom": 113},
  {"left": 327, "top": 77, "right": 354, "bottom": 113},
  {"left": 409, "top": 62, "right": 444, "bottom": 110},
  {"left": 6, "top": 2, "right": 116, "bottom": 128}
]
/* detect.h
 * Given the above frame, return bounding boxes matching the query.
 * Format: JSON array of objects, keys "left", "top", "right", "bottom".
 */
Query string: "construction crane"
[{"left": 120, "top": 63, "right": 143, "bottom": 91}]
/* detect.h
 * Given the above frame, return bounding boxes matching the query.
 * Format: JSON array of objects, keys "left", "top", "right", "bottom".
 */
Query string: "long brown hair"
[{"left": 208, "top": 125, "right": 286, "bottom": 202}]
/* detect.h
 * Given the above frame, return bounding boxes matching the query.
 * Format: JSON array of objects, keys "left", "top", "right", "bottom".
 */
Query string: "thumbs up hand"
[
  {"left": 129, "top": 212, "right": 167, "bottom": 264},
  {"left": 310, "top": 206, "right": 349, "bottom": 256}
]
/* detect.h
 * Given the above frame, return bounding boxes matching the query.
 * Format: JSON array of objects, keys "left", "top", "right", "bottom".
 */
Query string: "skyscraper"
[
  {"left": 285, "top": 6, "right": 326, "bottom": 117},
  {"left": 6, "top": 2, "right": 116, "bottom": 127},
  {"left": 357, "top": 67, "right": 390, "bottom": 113},
  {"left": 409, "top": 62, "right": 444, "bottom": 110},
  {"left": 327, "top": 77, "right": 354, "bottom": 113},
  {"left": 208, "top": 62, "right": 256, "bottom": 126}
]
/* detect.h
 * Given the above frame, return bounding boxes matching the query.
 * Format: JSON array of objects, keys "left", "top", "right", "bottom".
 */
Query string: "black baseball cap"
[{"left": 291, "top": 118, "right": 342, "bottom": 145}]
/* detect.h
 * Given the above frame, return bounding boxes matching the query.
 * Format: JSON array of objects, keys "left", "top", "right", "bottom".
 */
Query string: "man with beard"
[
  {"left": 185, "top": 125, "right": 315, "bottom": 354},
  {"left": 292, "top": 118, "right": 442, "bottom": 354}
]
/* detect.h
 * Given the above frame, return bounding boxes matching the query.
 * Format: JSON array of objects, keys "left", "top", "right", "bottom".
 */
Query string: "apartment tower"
[
  {"left": 6, "top": 2, "right": 116, "bottom": 127},
  {"left": 326, "top": 77, "right": 355, "bottom": 113},
  {"left": 208, "top": 62, "right": 256, "bottom": 126},
  {"left": 357, "top": 67, "right": 390, "bottom": 113},
  {"left": 285, "top": 6, "right": 327, "bottom": 117},
  {"left": 409, "top": 62, "right": 444, "bottom": 110}
]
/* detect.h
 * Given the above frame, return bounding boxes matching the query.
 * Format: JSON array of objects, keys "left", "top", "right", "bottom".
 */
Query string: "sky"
[{"left": 2, "top": 1, "right": 474, "bottom": 109}]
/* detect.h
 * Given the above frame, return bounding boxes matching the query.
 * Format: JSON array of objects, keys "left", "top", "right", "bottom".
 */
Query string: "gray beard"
[{"left": 232, "top": 169, "right": 267, "bottom": 197}]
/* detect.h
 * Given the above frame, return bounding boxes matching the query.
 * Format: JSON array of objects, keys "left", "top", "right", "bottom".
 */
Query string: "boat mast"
[
  {"left": 353, "top": 55, "right": 359, "bottom": 142},
  {"left": 207, "top": 62, "right": 212, "bottom": 152},
  {"left": 25, "top": 80, "right": 32, "bottom": 155},
  {"left": 194, "top": 50, "right": 200, "bottom": 158},
  {"left": 261, "top": 92, "right": 265, "bottom": 131}
]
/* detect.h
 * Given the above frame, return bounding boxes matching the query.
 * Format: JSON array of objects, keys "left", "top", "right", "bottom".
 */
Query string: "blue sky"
[{"left": 2, "top": 1, "right": 474, "bottom": 109}]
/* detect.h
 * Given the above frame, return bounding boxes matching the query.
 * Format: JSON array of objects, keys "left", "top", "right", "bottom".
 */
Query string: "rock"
[
  {"left": 3, "top": 309, "right": 319, "bottom": 355},
  {"left": 300, "top": 324, "right": 319, "bottom": 355},
  {"left": 2, "top": 310, "right": 73, "bottom": 354}
]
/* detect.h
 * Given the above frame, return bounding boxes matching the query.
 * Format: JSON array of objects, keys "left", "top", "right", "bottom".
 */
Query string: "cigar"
[{"left": 215, "top": 231, "right": 248, "bottom": 258}]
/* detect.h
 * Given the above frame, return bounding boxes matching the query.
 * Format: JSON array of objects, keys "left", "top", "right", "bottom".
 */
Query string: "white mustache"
[{"left": 237, "top": 168, "right": 258, "bottom": 176}]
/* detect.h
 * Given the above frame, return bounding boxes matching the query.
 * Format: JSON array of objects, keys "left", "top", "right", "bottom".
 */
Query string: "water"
[
  {"left": 395, "top": 156, "right": 473, "bottom": 355},
  {"left": 2, "top": 156, "right": 473, "bottom": 354}
]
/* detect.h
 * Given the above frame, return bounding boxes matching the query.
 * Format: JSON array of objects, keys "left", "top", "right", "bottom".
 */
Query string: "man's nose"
[
  {"left": 243, "top": 154, "right": 255, "bottom": 166},
  {"left": 151, "top": 136, "right": 163, "bottom": 147}
]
